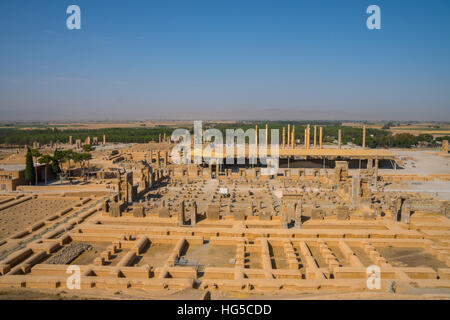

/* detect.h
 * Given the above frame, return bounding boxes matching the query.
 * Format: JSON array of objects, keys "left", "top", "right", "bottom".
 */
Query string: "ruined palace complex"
[{"left": 0, "top": 124, "right": 449, "bottom": 298}]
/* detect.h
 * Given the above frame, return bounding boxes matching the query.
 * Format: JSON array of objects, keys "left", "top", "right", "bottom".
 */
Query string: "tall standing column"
[
  {"left": 291, "top": 125, "right": 295, "bottom": 148},
  {"left": 307, "top": 125, "right": 311, "bottom": 149},
  {"left": 282, "top": 127, "right": 286, "bottom": 149},
  {"left": 305, "top": 125, "right": 309, "bottom": 149},
  {"left": 304, "top": 128, "right": 308, "bottom": 149},
  {"left": 287, "top": 124, "right": 291, "bottom": 147},
  {"left": 319, "top": 127, "right": 323, "bottom": 149},
  {"left": 338, "top": 129, "right": 342, "bottom": 149},
  {"left": 314, "top": 125, "right": 317, "bottom": 148},
  {"left": 362, "top": 125, "right": 366, "bottom": 150},
  {"left": 255, "top": 124, "right": 258, "bottom": 148}
]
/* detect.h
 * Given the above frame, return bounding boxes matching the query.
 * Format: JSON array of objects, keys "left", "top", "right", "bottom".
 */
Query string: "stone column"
[
  {"left": 159, "top": 134, "right": 161, "bottom": 143},
  {"left": 307, "top": 125, "right": 310, "bottom": 149},
  {"left": 362, "top": 125, "right": 366, "bottom": 150},
  {"left": 165, "top": 151, "right": 169, "bottom": 165},
  {"left": 291, "top": 125, "right": 295, "bottom": 148},
  {"left": 282, "top": 127, "right": 286, "bottom": 149},
  {"left": 308, "top": 125, "right": 311, "bottom": 149},
  {"left": 103, "top": 134, "right": 106, "bottom": 144},
  {"left": 157, "top": 151, "right": 160, "bottom": 166},
  {"left": 319, "top": 127, "right": 323, "bottom": 149},
  {"left": 304, "top": 128, "right": 308, "bottom": 149},
  {"left": 255, "top": 124, "right": 258, "bottom": 147},
  {"left": 287, "top": 124, "right": 291, "bottom": 146},
  {"left": 314, "top": 125, "right": 317, "bottom": 148},
  {"left": 338, "top": 129, "right": 342, "bottom": 149},
  {"left": 305, "top": 126, "right": 308, "bottom": 149}
]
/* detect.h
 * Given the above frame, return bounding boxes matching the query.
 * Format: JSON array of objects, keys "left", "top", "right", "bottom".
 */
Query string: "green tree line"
[
  {"left": 2, "top": 125, "right": 448, "bottom": 149},
  {"left": 0, "top": 127, "right": 178, "bottom": 145}
]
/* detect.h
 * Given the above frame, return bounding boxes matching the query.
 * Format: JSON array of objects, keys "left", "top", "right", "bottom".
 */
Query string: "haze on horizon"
[{"left": 0, "top": 0, "right": 449, "bottom": 122}]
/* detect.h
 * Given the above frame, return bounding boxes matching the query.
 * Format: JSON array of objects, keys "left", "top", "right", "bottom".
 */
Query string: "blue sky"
[{"left": 0, "top": 0, "right": 449, "bottom": 121}]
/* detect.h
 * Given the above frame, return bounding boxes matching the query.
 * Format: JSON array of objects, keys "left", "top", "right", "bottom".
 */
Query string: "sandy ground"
[
  {"left": 384, "top": 180, "right": 450, "bottom": 200},
  {"left": 379, "top": 150, "right": 450, "bottom": 200},
  {"left": 0, "top": 286, "right": 449, "bottom": 300},
  {"left": 376, "top": 247, "right": 447, "bottom": 270},
  {"left": 181, "top": 243, "right": 236, "bottom": 269},
  {"left": 136, "top": 243, "right": 173, "bottom": 267},
  {"left": 0, "top": 198, "right": 77, "bottom": 240},
  {"left": 386, "top": 150, "right": 450, "bottom": 175}
]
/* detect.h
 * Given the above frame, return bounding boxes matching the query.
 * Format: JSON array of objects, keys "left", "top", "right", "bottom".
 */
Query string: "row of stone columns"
[
  {"left": 68, "top": 134, "right": 105, "bottom": 146},
  {"left": 157, "top": 124, "right": 366, "bottom": 150},
  {"left": 281, "top": 123, "right": 365, "bottom": 150},
  {"left": 152, "top": 150, "right": 170, "bottom": 166},
  {"left": 251, "top": 123, "right": 272, "bottom": 147},
  {"left": 158, "top": 133, "right": 172, "bottom": 144},
  {"left": 281, "top": 124, "right": 296, "bottom": 149}
]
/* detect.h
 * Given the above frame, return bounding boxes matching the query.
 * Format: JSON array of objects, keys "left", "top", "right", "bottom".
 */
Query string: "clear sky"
[{"left": 0, "top": 0, "right": 449, "bottom": 121}]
